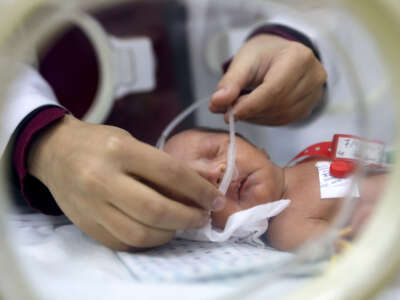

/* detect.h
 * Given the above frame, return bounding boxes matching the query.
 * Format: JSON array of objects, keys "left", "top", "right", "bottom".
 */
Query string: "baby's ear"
[{"left": 259, "top": 148, "right": 270, "bottom": 159}]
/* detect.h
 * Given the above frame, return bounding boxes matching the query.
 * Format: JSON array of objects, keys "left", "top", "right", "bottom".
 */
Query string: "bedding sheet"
[
  {"left": 8, "top": 212, "right": 400, "bottom": 300},
  {"left": 6, "top": 213, "right": 304, "bottom": 300}
]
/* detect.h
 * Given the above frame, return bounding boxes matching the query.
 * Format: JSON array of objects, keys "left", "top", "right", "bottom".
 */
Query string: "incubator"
[{"left": 0, "top": 0, "right": 399, "bottom": 299}]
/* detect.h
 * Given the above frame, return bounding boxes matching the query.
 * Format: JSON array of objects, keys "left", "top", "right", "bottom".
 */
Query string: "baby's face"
[{"left": 164, "top": 129, "right": 285, "bottom": 228}]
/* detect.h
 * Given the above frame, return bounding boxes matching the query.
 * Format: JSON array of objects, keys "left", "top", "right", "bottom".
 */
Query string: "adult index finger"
[
  {"left": 209, "top": 54, "right": 254, "bottom": 114},
  {"left": 230, "top": 53, "right": 306, "bottom": 123},
  {"left": 123, "top": 140, "right": 226, "bottom": 212},
  {"left": 111, "top": 176, "right": 210, "bottom": 231}
]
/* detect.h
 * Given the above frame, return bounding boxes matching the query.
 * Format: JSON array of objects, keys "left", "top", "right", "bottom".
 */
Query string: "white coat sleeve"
[{"left": 0, "top": 64, "right": 61, "bottom": 158}]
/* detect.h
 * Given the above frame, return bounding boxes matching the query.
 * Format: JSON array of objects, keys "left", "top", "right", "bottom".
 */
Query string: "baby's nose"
[{"left": 199, "top": 164, "right": 226, "bottom": 186}]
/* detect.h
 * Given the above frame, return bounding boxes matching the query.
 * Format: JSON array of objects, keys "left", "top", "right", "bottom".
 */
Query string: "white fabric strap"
[{"left": 109, "top": 36, "right": 156, "bottom": 99}]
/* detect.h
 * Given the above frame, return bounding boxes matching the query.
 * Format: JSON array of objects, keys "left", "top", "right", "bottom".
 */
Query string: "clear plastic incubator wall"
[{"left": 0, "top": 1, "right": 399, "bottom": 300}]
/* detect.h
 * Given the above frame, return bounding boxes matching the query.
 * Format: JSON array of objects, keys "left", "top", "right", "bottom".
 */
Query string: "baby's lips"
[{"left": 224, "top": 177, "right": 244, "bottom": 202}]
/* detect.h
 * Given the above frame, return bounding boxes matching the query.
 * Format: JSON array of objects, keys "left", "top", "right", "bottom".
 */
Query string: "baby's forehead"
[
  {"left": 165, "top": 129, "right": 226, "bottom": 150},
  {"left": 187, "top": 128, "right": 233, "bottom": 144},
  {"left": 165, "top": 128, "right": 266, "bottom": 160},
  {"left": 175, "top": 129, "right": 257, "bottom": 151},
  {"left": 189, "top": 128, "right": 254, "bottom": 145},
  {"left": 190, "top": 128, "right": 227, "bottom": 137},
  {"left": 173, "top": 128, "right": 226, "bottom": 141}
]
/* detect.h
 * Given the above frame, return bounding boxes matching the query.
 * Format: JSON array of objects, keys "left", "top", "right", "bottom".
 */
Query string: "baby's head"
[{"left": 164, "top": 128, "right": 286, "bottom": 228}]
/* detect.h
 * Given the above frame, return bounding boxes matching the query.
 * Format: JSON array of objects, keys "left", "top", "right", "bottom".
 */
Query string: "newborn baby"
[{"left": 164, "top": 128, "right": 387, "bottom": 251}]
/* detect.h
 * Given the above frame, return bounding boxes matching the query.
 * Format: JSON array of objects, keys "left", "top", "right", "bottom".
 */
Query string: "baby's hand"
[{"left": 209, "top": 34, "right": 327, "bottom": 125}]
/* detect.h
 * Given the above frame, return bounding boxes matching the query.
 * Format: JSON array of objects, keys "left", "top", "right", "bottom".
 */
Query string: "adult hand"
[
  {"left": 28, "top": 115, "right": 225, "bottom": 251},
  {"left": 209, "top": 34, "right": 327, "bottom": 125}
]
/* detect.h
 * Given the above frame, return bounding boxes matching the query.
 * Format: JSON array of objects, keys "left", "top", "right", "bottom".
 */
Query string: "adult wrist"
[
  {"left": 27, "top": 114, "right": 70, "bottom": 185},
  {"left": 13, "top": 106, "right": 68, "bottom": 215},
  {"left": 247, "top": 24, "right": 321, "bottom": 61},
  {"left": 222, "top": 24, "right": 322, "bottom": 73}
]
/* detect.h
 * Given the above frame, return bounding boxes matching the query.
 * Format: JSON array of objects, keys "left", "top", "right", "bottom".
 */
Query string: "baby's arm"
[{"left": 267, "top": 213, "right": 329, "bottom": 252}]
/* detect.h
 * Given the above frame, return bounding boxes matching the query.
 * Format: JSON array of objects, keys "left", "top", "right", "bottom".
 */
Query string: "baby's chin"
[{"left": 212, "top": 169, "right": 274, "bottom": 229}]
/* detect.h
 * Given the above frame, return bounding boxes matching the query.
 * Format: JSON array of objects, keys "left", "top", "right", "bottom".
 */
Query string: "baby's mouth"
[
  {"left": 237, "top": 175, "right": 249, "bottom": 204},
  {"left": 226, "top": 173, "right": 251, "bottom": 205}
]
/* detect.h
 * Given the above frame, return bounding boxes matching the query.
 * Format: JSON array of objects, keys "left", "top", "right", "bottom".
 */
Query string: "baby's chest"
[{"left": 290, "top": 163, "right": 343, "bottom": 221}]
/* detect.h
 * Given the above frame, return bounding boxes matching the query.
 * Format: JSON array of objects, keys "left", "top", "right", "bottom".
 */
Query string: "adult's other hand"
[{"left": 210, "top": 34, "right": 327, "bottom": 125}]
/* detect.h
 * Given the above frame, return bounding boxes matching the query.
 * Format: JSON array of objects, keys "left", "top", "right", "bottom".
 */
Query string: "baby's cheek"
[{"left": 241, "top": 183, "right": 278, "bottom": 210}]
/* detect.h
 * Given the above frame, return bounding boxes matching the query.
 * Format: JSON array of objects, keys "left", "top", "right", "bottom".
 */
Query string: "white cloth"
[{"left": 176, "top": 200, "right": 291, "bottom": 247}]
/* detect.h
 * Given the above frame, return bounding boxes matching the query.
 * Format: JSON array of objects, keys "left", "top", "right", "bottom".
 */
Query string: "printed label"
[{"left": 316, "top": 161, "right": 360, "bottom": 199}]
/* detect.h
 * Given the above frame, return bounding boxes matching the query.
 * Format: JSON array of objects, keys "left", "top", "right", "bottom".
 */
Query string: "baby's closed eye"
[{"left": 200, "top": 144, "right": 220, "bottom": 159}]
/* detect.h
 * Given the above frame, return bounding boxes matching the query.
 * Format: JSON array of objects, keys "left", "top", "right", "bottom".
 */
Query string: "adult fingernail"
[
  {"left": 212, "top": 88, "right": 228, "bottom": 99},
  {"left": 212, "top": 196, "right": 226, "bottom": 212},
  {"left": 198, "top": 214, "right": 210, "bottom": 227}
]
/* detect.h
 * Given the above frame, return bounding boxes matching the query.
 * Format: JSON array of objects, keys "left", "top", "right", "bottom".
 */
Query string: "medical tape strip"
[{"left": 156, "top": 98, "right": 237, "bottom": 196}]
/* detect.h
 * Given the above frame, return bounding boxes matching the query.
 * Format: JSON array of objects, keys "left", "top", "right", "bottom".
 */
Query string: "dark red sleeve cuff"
[
  {"left": 222, "top": 24, "right": 321, "bottom": 73},
  {"left": 247, "top": 24, "right": 320, "bottom": 60},
  {"left": 13, "top": 107, "right": 68, "bottom": 215}
]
